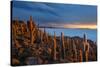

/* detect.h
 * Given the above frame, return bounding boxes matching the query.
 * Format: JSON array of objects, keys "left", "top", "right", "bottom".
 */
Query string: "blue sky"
[{"left": 12, "top": 1, "right": 97, "bottom": 29}]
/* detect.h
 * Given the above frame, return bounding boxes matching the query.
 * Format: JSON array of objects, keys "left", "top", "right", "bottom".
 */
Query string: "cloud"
[{"left": 12, "top": 1, "right": 97, "bottom": 27}]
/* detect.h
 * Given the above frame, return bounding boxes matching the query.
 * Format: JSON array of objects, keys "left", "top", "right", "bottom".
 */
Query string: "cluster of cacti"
[{"left": 11, "top": 16, "right": 97, "bottom": 66}]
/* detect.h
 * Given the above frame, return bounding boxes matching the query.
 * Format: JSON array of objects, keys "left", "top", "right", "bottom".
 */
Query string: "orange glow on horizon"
[{"left": 63, "top": 24, "right": 97, "bottom": 29}]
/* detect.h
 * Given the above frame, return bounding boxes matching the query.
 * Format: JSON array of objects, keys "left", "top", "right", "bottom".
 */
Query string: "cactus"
[
  {"left": 72, "top": 40, "right": 77, "bottom": 61},
  {"left": 85, "top": 43, "right": 89, "bottom": 61},
  {"left": 61, "top": 32, "right": 65, "bottom": 59},
  {"left": 43, "top": 28, "right": 48, "bottom": 44},
  {"left": 53, "top": 32, "right": 57, "bottom": 61},
  {"left": 79, "top": 49, "right": 83, "bottom": 62},
  {"left": 83, "top": 33, "right": 89, "bottom": 61},
  {"left": 28, "top": 16, "right": 36, "bottom": 45}
]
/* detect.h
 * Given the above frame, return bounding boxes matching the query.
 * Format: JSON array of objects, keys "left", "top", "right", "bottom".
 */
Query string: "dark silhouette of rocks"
[{"left": 11, "top": 16, "right": 97, "bottom": 66}]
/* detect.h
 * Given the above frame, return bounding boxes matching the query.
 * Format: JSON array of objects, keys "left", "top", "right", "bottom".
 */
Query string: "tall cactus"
[
  {"left": 53, "top": 32, "right": 57, "bottom": 61},
  {"left": 29, "top": 16, "right": 35, "bottom": 45},
  {"left": 83, "top": 33, "right": 87, "bottom": 51},
  {"left": 61, "top": 32, "right": 65, "bottom": 59},
  {"left": 85, "top": 43, "right": 89, "bottom": 61},
  {"left": 43, "top": 28, "right": 48, "bottom": 44},
  {"left": 83, "top": 33, "right": 89, "bottom": 61},
  {"left": 72, "top": 40, "right": 77, "bottom": 61}
]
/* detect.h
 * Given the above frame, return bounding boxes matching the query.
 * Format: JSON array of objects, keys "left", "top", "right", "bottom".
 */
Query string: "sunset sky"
[{"left": 12, "top": 1, "right": 97, "bottom": 29}]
